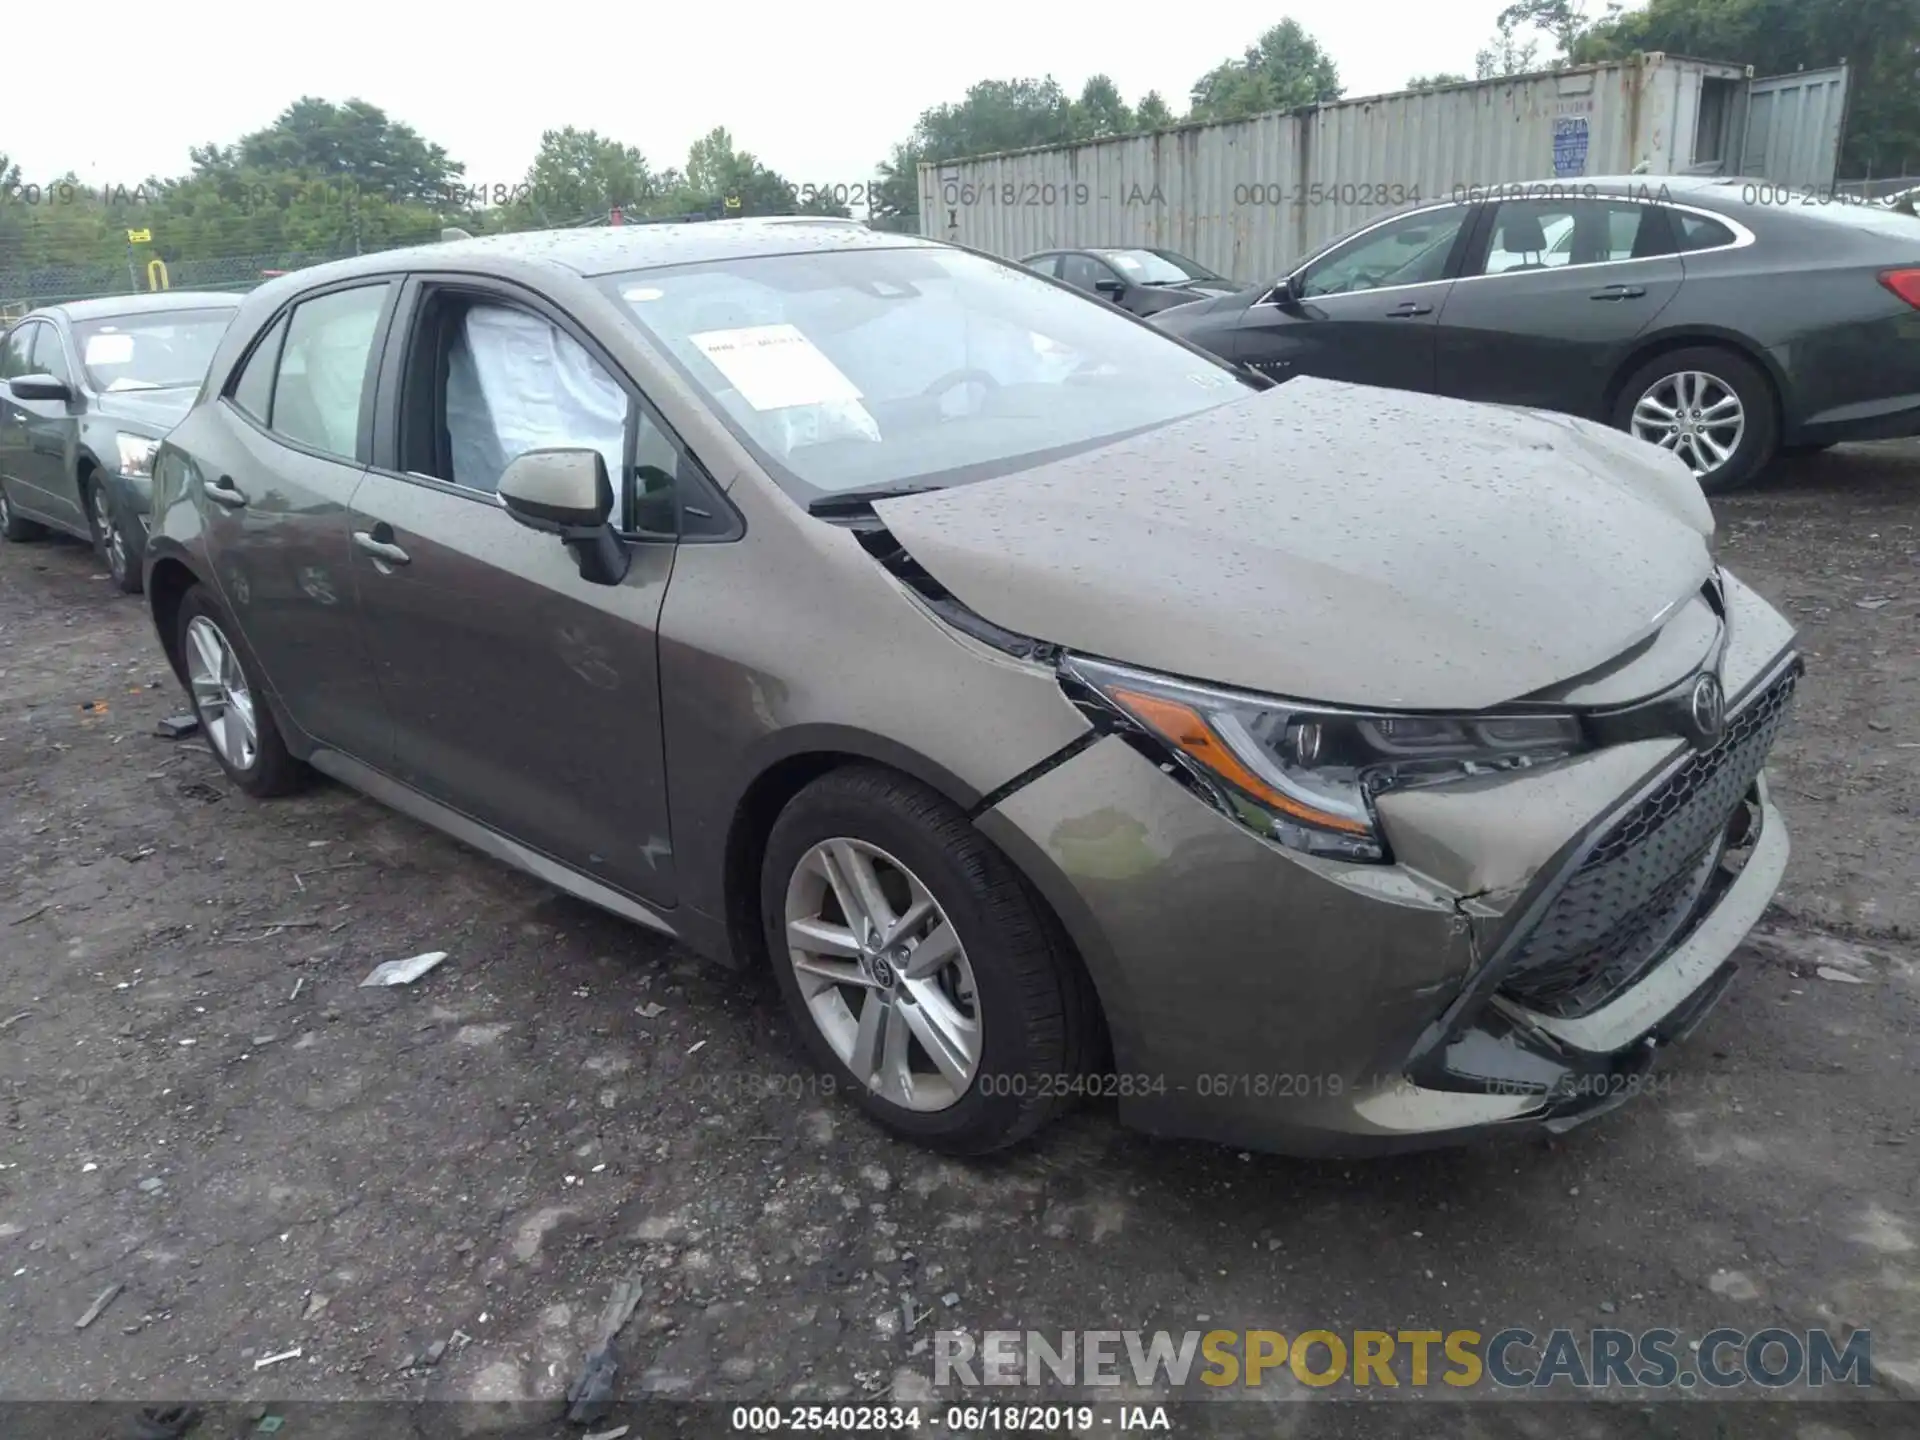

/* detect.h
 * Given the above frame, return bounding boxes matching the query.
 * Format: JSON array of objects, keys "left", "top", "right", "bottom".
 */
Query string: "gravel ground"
[{"left": 1, "top": 445, "right": 1916, "bottom": 1437}]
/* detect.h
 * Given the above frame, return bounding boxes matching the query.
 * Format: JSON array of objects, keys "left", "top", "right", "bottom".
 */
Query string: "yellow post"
[{"left": 146, "top": 258, "right": 170, "bottom": 291}]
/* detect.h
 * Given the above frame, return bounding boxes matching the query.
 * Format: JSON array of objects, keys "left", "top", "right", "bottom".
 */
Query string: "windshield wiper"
[{"left": 807, "top": 483, "right": 946, "bottom": 516}]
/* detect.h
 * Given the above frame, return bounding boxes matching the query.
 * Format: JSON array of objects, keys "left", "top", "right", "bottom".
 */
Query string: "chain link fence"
[
  {"left": 0, "top": 239, "right": 443, "bottom": 316},
  {"left": 2, "top": 208, "right": 921, "bottom": 319}
]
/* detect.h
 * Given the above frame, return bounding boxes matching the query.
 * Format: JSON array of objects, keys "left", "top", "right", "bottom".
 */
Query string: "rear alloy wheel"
[
  {"left": 87, "top": 481, "right": 142, "bottom": 594},
  {"left": 1615, "top": 346, "right": 1777, "bottom": 495},
  {"left": 0, "top": 478, "right": 46, "bottom": 542},
  {"left": 762, "top": 766, "right": 1096, "bottom": 1154},
  {"left": 175, "top": 586, "right": 307, "bottom": 798}
]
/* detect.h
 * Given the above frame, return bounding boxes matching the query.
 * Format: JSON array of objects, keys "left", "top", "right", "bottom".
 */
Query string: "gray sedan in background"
[
  {"left": 1154, "top": 175, "right": 1920, "bottom": 493},
  {"left": 0, "top": 291, "right": 242, "bottom": 590},
  {"left": 141, "top": 221, "right": 1798, "bottom": 1157}
]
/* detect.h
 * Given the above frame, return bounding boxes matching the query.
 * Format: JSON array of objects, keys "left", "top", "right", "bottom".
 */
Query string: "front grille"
[{"left": 1499, "top": 666, "right": 1798, "bottom": 1019}]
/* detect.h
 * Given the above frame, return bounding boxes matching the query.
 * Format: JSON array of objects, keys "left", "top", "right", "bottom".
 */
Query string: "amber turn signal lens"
[{"left": 1109, "top": 687, "right": 1374, "bottom": 836}]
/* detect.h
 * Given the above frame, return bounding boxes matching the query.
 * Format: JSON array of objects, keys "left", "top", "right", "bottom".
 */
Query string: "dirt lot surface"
[{"left": 1, "top": 446, "right": 1917, "bottom": 1438}]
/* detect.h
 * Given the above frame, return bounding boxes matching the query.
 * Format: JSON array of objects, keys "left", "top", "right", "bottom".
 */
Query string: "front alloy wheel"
[
  {"left": 761, "top": 766, "right": 1098, "bottom": 1154},
  {"left": 783, "top": 838, "right": 982, "bottom": 1111},
  {"left": 1631, "top": 370, "right": 1745, "bottom": 478},
  {"left": 90, "top": 484, "right": 140, "bottom": 593}
]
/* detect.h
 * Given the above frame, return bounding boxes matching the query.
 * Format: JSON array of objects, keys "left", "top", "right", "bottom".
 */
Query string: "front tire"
[
  {"left": 761, "top": 766, "right": 1094, "bottom": 1154},
  {"left": 0, "top": 478, "right": 46, "bottom": 542},
  {"left": 175, "top": 585, "right": 308, "bottom": 798},
  {"left": 1614, "top": 346, "right": 1778, "bottom": 495},
  {"left": 86, "top": 479, "right": 143, "bottom": 594}
]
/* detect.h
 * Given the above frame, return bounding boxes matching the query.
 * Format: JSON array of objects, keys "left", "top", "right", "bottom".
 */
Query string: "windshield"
[
  {"left": 73, "top": 308, "right": 236, "bottom": 392},
  {"left": 1100, "top": 249, "right": 1223, "bottom": 284},
  {"left": 602, "top": 246, "right": 1250, "bottom": 500}
]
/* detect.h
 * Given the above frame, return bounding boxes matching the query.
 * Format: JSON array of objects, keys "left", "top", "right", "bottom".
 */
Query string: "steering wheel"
[{"left": 920, "top": 368, "right": 1000, "bottom": 400}]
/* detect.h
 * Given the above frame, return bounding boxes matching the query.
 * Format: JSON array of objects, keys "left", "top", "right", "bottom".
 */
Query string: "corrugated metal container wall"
[
  {"left": 920, "top": 55, "right": 1749, "bottom": 281},
  {"left": 1742, "top": 67, "right": 1850, "bottom": 192}
]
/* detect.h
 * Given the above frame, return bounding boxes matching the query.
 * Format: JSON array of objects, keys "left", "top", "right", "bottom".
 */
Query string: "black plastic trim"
[{"left": 1402, "top": 643, "right": 1802, "bottom": 1086}]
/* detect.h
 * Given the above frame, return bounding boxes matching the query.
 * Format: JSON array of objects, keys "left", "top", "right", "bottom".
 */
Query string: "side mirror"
[
  {"left": 497, "top": 447, "right": 629, "bottom": 586},
  {"left": 8, "top": 373, "right": 72, "bottom": 403},
  {"left": 1094, "top": 278, "right": 1127, "bottom": 296},
  {"left": 1267, "top": 275, "right": 1299, "bottom": 304}
]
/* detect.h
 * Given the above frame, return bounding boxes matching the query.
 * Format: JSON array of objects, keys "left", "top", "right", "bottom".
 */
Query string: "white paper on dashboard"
[
  {"left": 689, "top": 324, "right": 863, "bottom": 411},
  {"left": 85, "top": 333, "right": 135, "bottom": 365}
]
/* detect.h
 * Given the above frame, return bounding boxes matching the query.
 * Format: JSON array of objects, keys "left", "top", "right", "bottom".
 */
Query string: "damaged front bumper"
[{"left": 973, "top": 642, "right": 1800, "bottom": 1158}]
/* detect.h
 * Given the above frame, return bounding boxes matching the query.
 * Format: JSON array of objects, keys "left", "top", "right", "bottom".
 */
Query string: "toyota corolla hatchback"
[{"left": 142, "top": 221, "right": 1801, "bottom": 1157}]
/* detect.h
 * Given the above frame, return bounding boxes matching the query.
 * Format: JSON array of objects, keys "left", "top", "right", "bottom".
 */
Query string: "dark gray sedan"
[
  {"left": 1023, "top": 247, "right": 1242, "bottom": 317},
  {"left": 1153, "top": 176, "right": 1920, "bottom": 492},
  {"left": 0, "top": 291, "right": 242, "bottom": 590}
]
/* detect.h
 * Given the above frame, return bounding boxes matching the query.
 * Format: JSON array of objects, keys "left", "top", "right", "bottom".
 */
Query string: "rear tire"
[
  {"left": 174, "top": 585, "right": 308, "bottom": 798},
  {"left": 86, "top": 478, "right": 143, "bottom": 594},
  {"left": 0, "top": 479, "right": 46, "bottom": 541},
  {"left": 1613, "top": 346, "right": 1778, "bottom": 495},
  {"left": 761, "top": 766, "right": 1094, "bottom": 1155}
]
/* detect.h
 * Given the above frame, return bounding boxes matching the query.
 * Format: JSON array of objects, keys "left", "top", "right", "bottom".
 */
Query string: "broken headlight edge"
[{"left": 1060, "top": 654, "right": 1590, "bottom": 864}]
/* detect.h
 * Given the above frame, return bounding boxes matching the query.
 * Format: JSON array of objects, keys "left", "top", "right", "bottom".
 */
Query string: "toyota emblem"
[{"left": 1688, "top": 673, "right": 1725, "bottom": 747}]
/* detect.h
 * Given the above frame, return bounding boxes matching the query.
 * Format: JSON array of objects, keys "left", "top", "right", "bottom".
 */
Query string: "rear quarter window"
[{"left": 1673, "top": 212, "right": 1737, "bottom": 251}]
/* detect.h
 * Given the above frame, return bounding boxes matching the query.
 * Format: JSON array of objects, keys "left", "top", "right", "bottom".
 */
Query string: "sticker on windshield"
[
  {"left": 1111, "top": 255, "right": 1141, "bottom": 270},
  {"left": 622, "top": 286, "right": 664, "bottom": 302},
  {"left": 85, "top": 333, "right": 135, "bottom": 365},
  {"left": 689, "top": 324, "right": 863, "bottom": 411}
]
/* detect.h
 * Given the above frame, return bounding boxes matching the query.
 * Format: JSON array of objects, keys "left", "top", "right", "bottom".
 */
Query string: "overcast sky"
[{"left": 4, "top": 0, "right": 1521, "bottom": 196}]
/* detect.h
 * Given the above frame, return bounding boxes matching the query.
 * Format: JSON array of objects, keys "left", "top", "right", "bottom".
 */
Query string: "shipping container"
[{"left": 918, "top": 53, "right": 1851, "bottom": 283}]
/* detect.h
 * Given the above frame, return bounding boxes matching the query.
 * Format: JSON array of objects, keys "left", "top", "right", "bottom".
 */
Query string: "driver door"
[{"left": 1233, "top": 204, "right": 1474, "bottom": 393}]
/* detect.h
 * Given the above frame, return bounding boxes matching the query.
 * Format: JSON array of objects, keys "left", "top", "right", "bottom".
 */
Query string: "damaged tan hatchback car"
[{"left": 139, "top": 222, "right": 1799, "bottom": 1156}]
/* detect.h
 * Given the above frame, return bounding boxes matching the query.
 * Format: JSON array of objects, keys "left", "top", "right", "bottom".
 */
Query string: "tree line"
[{"left": 2, "top": 0, "right": 1915, "bottom": 293}]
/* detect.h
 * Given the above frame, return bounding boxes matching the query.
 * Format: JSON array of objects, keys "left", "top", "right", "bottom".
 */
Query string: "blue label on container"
[{"left": 1553, "top": 116, "right": 1590, "bottom": 178}]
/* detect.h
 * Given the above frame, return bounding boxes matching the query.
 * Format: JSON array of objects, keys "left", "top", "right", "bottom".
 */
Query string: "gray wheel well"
[
  {"left": 1604, "top": 333, "right": 1787, "bottom": 433},
  {"left": 723, "top": 752, "right": 891, "bottom": 970},
  {"left": 147, "top": 558, "right": 199, "bottom": 685}
]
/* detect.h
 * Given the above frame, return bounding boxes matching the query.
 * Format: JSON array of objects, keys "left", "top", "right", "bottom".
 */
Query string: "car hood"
[
  {"left": 90, "top": 386, "right": 197, "bottom": 432},
  {"left": 872, "top": 378, "right": 1716, "bottom": 710}
]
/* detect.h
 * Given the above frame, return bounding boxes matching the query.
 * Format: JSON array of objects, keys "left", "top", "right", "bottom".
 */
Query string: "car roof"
[
  {"left": 38, "top": 290, "right": 247, "bottom": 323},
  {"left": 274, "top": 219, "right": 932, "bottom": 290}
]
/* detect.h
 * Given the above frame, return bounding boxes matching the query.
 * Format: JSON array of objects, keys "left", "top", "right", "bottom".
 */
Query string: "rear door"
[
  {"left": 1233, "top": 204, "right": 1473, "bottom": 392},
  {"left": 0, "top": 323, "right": 43, "bottom": 519},
  {"left": 26, "top": 323, "right": 84, "bottom": 522},
  {"left": 347, "top": 276, "right": 685, "bottom": 907},
  {"left": 1434, "top": 196, "right": 1684, "bottom": 417},
  {"left": 182, "top": 279, "right": 398, "bottom": 763}
]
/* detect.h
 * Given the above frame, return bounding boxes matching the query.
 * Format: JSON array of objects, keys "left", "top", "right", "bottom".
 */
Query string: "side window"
[
  {"left": 1025, "top": 254, "right": 1061, "bottom": 279},
  {"left": 1, "top": 324, "right": 35, "bottom": 380},
  {"left": 419, "top": 298, "right": 640, "bottom": 530},
  {"left": 1060, "top": 254, "right": 1115, "bottom": 292},
  {"left": 1300, "top": 209, "right": 1468, "bottom": 297},
  {"left": 31, "top": 326, "right": 72, "bottom": 385},
  {"left": 230, "top": 314, "right": 287, "bottom": 424},
  {"left": 1672, "top": 210, "right": 1736, "bottom": 252},
  {"left": 1479, "top": 200, "right": 1667, "bottom": 275},
  {"left": 270, "top": 285, "right": 388, "bottom": 461}
]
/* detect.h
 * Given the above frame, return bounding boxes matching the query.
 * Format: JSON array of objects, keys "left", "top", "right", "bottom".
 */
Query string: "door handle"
[
  {"left": 353, "top": 529, "right": 410, "bottom": 566},
  {"left": 1591, "top": 285, "right": 1647, "bottom": 300},
  {"left": 1385, "top": 302, "right": 1433, "bottom": 317},
  {"left": 204, "top": 475, "right": 248, "bottom": 508}
]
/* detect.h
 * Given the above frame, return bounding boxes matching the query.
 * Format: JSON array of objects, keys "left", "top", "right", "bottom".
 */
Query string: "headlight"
[
  {"left": 116, "top": 433, "right": 161, "bottom": 478},
  {"left": 1062, "top": 655, "right": 1588, "bottom": 863}
]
